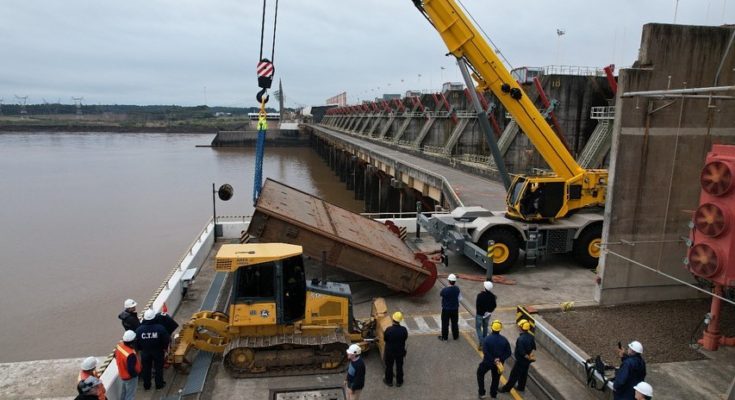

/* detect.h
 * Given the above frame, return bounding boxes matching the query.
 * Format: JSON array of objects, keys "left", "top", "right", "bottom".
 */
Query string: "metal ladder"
[{"left": 578, "top": 119, "right": 612, "bottom": 168}]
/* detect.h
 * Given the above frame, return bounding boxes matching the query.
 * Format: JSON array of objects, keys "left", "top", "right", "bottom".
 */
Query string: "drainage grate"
[{"left": 271, "top": 386, "right": 346, "bottom": 400}]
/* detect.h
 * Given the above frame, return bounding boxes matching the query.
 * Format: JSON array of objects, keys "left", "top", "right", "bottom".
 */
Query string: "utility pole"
[
  {"left": 0, "top": 98, "right": 3, "bottom": 116},
  {"left": 555, "top": 29, "right": 566, "bottom": 66},
  {"left": 14, "top": 95, "right": 28, "bottom": 118},
  {"left": 72, "top": 97, "right": 84, "bottom": 118}
]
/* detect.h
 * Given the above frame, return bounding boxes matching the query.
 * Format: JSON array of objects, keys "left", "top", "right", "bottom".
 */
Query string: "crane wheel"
[
  {"left": 573, "top": 224, "right": 602, "bottom": 268},
  {"left": 480, "top": 229, "right": 520, "bottom": 274}
]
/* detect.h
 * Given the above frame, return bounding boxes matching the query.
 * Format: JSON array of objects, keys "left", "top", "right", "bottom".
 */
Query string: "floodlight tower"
[
  {"left": 72, "top": 97, "right": 84, "bottom": 118},
  {"left": 14, "top": 95, "right": 28, "bottom": 118}
]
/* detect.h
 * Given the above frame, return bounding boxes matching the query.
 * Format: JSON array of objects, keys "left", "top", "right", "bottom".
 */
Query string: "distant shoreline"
[{"left": 0, "top": 124, "right": 222, "bottom": 133}]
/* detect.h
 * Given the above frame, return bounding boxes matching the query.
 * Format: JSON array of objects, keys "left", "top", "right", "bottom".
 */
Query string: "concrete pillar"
[
  {"left": 596, "top": 24, "right": 735, "bottom": 305},
  {"left": 354, "top": 163, "right": 365, "bottom": 201}
]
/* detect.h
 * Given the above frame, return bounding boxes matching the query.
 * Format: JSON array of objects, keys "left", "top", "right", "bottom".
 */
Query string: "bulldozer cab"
[{"left": 216, "top": 243, "right": 307, "bottom": 326}]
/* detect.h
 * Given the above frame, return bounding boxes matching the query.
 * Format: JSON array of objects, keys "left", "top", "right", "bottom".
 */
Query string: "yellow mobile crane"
[{"left": 413, "top": 0, "right": 608, "bottom": 271}]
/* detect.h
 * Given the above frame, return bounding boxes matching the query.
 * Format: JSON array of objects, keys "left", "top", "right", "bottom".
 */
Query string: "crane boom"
[{"left": 413, "top": 0, "right": 607, "bottom": 221}]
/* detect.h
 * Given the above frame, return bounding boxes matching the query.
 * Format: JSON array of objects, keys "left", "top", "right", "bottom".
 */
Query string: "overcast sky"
[{"left": 1, "top": 0, "right": 732, "bottom": 108}]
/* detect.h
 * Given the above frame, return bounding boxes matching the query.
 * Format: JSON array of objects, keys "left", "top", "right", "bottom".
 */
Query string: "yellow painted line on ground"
[{"left": 461, "top": 330, "right": 523, "bottom": 400}]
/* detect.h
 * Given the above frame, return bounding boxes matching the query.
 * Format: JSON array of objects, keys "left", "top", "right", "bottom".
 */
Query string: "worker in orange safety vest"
[
  {"left": 115, "top": 330, "right": 142, "bottom": 400},
  {"left": 77, "top": 356, "right": 106, "bottom": 400}
]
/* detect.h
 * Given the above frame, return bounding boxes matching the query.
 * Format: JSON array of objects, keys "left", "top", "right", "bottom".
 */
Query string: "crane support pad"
[{"left": 247, "top": 179, "right": 436, "bottom": 295}]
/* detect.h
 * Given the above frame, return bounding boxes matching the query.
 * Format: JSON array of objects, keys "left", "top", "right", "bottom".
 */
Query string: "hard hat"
[
  {"left": 447, "top": 273, "right": 457, "bottom": 282},
  {"left": 80, "top": 356, "right": 97, "bottom": 371},
  {"left": 517, "top": 319, "right": 531, "bottom": 331},
  {"left": 392, "top": 311, "right": 404, "bottom": 322},
  {"left": 346, "top": 344, "right": 361, "bottom": 355},
  {"left": 78, "top": 376, "right": 102, "bottom": 393},
  {"left": 143, "top": 309, "right": 156, "bottom": 321},
  {"left": 491, "top": 320, "right": 503, "bottom": 332},
  {"left": 122, "top": 330, "right": 136, "bottom": 342},
  {"left": 483, "top": 281, "right": 494, "bottom": 291},
  {"left": 633, "top": 381, "right": 653, "bottom": 397},
  {"left": 628, "top": 340, "right": 643, "bottom": 354},
  {"left": 124, "top": 299, "right": 137, "bottom": 309}
]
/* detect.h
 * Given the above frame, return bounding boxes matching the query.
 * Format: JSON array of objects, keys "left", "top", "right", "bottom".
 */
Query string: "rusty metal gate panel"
[{"left": 247, "top": 179, "right": 436, "bottom": 295}]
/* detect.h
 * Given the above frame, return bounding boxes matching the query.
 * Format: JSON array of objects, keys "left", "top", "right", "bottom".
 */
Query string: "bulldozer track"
[{"left": 223, "top": 330, "right": 351, "bottom": 378}]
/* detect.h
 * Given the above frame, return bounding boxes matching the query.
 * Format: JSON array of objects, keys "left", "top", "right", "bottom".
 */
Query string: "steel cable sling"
[{"left": 253, "top": 0, "right": 279, "bottom": 204}]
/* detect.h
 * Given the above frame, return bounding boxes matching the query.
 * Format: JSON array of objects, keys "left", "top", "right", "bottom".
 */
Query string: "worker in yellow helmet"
[
  {"left": 382, "top": 311, "right": 408, "bottom": 388},
  {"left": 477, "top": 319, "right": 511, "bottom": 399},
  {"left": 499, "top": 319, "right": 536, "bottom": 393}
]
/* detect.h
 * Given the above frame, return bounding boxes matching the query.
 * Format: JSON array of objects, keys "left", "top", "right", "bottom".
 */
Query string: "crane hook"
[{"left": 256, "top": 88, "right": 269, "bottom": 104}]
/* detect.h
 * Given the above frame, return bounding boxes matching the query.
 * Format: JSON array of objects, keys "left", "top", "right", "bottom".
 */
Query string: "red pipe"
[{"left": 604, "top": 64, "right": 618, "bottom": 95}]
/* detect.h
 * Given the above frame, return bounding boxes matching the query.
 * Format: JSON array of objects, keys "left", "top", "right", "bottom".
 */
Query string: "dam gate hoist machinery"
[
  {"left": 171, "top": 243, "right": 376, "bottom": 377},
  {"left": 411, "top": 0, "right": 609, "bottom": 273}
]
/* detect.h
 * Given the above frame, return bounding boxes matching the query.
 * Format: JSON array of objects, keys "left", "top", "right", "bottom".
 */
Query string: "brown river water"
[{"left": 0, "top": 132, "right": 363, "bottom": 362}]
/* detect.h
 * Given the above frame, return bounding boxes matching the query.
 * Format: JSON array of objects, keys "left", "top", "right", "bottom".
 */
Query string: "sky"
[{"left": 0, "top": 0, "right": 732, "bottom": 108}]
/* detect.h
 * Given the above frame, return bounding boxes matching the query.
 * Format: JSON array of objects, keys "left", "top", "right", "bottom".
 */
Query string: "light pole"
[
  {"left": 212, "top": 183, "right": 233, "bottom": 238},
  {"left": 555, "top": 29, "right": 566, "bottom": 66}
]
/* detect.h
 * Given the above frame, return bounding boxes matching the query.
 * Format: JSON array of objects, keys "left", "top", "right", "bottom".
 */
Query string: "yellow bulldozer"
[{"left": 171, "top": 243, "right": 383, "bottom": 377}]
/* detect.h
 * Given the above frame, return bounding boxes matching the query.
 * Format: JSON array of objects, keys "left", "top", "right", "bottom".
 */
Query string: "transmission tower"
[
  {"left": 72, "top": 97, "right": 84, "bottom": 118},
  {"left": 14, "top": 95, "right": 28, "bottom": 118}
]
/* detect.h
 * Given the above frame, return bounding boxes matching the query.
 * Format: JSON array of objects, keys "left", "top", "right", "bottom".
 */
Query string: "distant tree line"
[{"left": 0, "top": 104, "right": 283, "bottom": 119}]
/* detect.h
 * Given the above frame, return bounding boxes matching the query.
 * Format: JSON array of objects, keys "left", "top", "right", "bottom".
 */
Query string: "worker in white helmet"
[
  {"left": 135, "top": 309, "right": 170, "bottom": 391},
  {"left": 613, "top": 341, "right": 647, "bottom": 400},
  {"left": 77, "top": 356, "right": 106, "bottom": 400},
  {"left": 344, "top": 344, "right": 365, "bottom": 400},
  {"left": 114, "top": 330, "right": 141, "bottom": 400},
  {"left": 475, "top": 281, "right": 497, "bottom": 349},
  {"left": 438, "top": 273, "right": 461, "bottom": 341},
  {"left": 118, "top": 299, "right": 140, "bottom": 332},
  {"left": 633, "top": 381, "right": 653, "bottom": 399}
]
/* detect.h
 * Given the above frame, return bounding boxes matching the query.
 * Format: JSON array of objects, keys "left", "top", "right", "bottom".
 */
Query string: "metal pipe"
[
  {"left": 457, "top": 58, "right": 512, "bottom": 190},
  {"left": 714, "top": 30, "right": 735, "bottom": 86},
  {"left": 622, "top": 85, "right": 735, "bottom": 98}
]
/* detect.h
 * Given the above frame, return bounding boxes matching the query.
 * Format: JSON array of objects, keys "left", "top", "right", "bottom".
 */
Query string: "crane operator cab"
[
  {"left": 216, "top": 243, "right": 307, "bottom": 326},
  {"left": 506, "top": 176, "right": 567, "bottom": 221}
]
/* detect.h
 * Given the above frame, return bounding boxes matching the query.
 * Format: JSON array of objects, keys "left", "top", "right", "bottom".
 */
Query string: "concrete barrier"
[
  {"left": 533, "top": 313, "right": 614, "bottom": 399},
  {"left": 99, "top": 220, "right": 218, "bottom": 399}
]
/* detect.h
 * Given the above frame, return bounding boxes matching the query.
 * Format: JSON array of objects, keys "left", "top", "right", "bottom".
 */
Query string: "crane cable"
[
  {"left": 256, "top": 0, "right": 279, "bottom": 104},
  {"left": 253, "top": 0, "right": 279, "bottom": 204}
]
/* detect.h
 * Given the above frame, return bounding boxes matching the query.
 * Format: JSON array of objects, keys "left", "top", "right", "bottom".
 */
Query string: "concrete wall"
[{"left": 596, "top": 24, "right": 735, "bottom": 305}]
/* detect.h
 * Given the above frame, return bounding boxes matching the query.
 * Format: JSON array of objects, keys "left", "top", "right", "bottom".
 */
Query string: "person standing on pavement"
[
  {"left": 118, "top": 299, "right": 140, "bottom": 332},
  {"left": 633, "top": 382, "right": 653, "bottom": 400},
  {"left": 439, "top": 273, "right": 461, "bottom": 341},
  {"left": 135, "top": 309, "right": 170, "bottom": 391},
  {"left": 77, "top": 357, "right": 106, "bottom": 400},
  {"left": 383, "top": 311, "right": 408, "bottom": 388},
  {"left": 345, "top": 344, "right": 365, "bottom": 400},
  {"left": 477, "top": 320, "right": 512, "bottom": 399},
  {"left": 115, "top": 330, "right": 141, "bottom": 400},
  {"left": 475, "top": 281, "right": 497, "bottom": 349},
  {"left": 613, "top": 341, "right": 646, "bottom": 400},
  {"left": 499, "top": 319, "right": 536, "bottom": 393}
]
